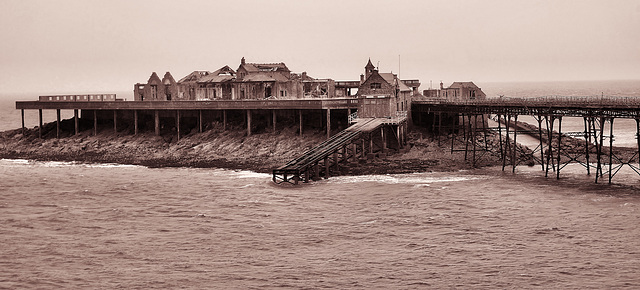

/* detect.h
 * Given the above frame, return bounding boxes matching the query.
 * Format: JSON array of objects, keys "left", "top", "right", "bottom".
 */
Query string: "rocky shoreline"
[
  {"left": 0, "top": 119, "right": 501, "bottom": 175},
  {"left": 1, "top": 118, "right": 635, "bottom": 176}
]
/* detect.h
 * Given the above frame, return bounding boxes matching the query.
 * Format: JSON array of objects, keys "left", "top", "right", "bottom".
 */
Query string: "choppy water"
[
  {"left": 0, "top": 160, "right": 639, "bottom": 289},
  {"left": 2, "top": 81, "right": 640, "bottom": 288}
]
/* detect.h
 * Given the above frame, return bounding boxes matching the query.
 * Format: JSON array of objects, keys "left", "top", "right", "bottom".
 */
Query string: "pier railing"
[{"left": 416, "top": 96, "right": 640, "bottom": 109}]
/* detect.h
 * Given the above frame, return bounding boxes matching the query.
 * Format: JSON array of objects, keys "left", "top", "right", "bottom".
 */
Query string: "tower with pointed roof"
[{"left": 365, "top": 58, "right": 376, "bottom": 79}]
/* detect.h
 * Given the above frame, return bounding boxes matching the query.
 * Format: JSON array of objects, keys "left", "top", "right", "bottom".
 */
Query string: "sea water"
[{"left": 1, "top": 81, "right": 640, "bottom": 288}]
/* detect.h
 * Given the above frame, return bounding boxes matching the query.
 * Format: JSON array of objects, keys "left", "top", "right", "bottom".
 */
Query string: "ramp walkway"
[{"left": 272, "top": 118, "right": 387, "bottom": 184}]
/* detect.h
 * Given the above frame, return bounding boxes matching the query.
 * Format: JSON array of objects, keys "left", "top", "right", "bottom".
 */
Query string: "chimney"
[
  {"left": 360, "top": 74, "right": 365, "bottom": 84},
  {"left": 241, "top": 57, "right": 245, "bottom": 65},
  {"left": 302, "top": 71, "right": 307, "bottom": 79},
  {"left": 440, "top": 81, "right": 443, "bottom": 90}
]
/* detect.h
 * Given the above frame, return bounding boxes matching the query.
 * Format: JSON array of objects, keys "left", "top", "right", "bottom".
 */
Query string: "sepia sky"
[{"left": 0, "top": 0, "right": 639, "bottom": 97}]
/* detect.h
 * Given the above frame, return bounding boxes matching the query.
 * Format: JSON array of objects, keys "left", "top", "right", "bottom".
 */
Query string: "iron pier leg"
[
  {"left": 556, "top": 116, "right": 562, "bottom": 180},
  {"left": 134, "top": 110, "right": 139, "bottom": 135},
  {"left": 463, "top": 114, "right": 469, "bottom": 161},
  {"left": 199, "top": 110, "right": 203, "bottom": 133},
  {"left": 246, "top": 109, "right": 251, "bottom": 136},
  {"left": 38, "top": 109, "right": 43, "bottom": 139},
  {"left": 584, "top": 117, "right": 590, "bottom": 175},
  {"left": 21, "top": 109, "right": 25, "bottom": 135},
  {"left": 94, "top": 110, "right": 98, "bottom": 136},
  {"left": 299, "top": 109, "right": 303, "bottom": 136},
  {"left": 114, "top": 110, "right": 118, "bottom": 134},
  {"left": 74, "top": 109, "right": 79, "bottom": 135},
  {"left": 596, "top": 117, "right": 605, "bottom": 183},
  {"left": 223, "top": 110, "right": 227, "bottom": 131},
  {"left": 537, "top": 116, "right": 545, "bottom": 171},
  {"left": 155, "top": 110, "right": 160, "bottom": 136},
  {"left": 482, "top": 114, "right": 489, "bottom": 152},
  {"left": 504, "top": 115, "right": 511, "bottom": 172},
  {"left": 56, "top": 109, "right": 61, "bottom": 138},
  {"left": 176, "top": 110, "right": 180, "bottom": 141},
  {"left": 609, "top": 118, "right": 614, "bottom": 184},
  {"left": 545, "top": 116, "right": 555, "bottom": 178},
  {"left": 512, "top": 115, "right": 518, "bottom": 173},
  {"left": 438, "top": 112, "right": 442, "bottom": 146},
  {"left": 497, "top": 114, "right": 504, "bottom": 167},
  {"left": 636, "top": 119, "right": 640, "bottom": 170},
  {"left": 472, "top": 115, "right": 477, "bottom": 167},
  {"left": 326, "top": 109, "right": 331, "bottom": 139}
]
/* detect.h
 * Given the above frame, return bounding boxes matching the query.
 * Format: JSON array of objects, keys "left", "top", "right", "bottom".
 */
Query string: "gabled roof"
[
  {"left": 379, "top": 73, "right": 411, "bottom": 91},
  {"left": 162, "top": 72, "right": 176, "bottom": 85},
  {"left": 197, "top": 65, "right": 237, "bottom": 83},
  {"left": 211, "top": 65, "right": 236, "bottom": 76},
  {"left": 147, "top": 72, "right": 162, "bottom": 84},
  {"left": 240, "top": 62, "right": 290, "bottom": 73},
  {"left": 178, "top": 71, "right": 211, "bottom": 83},
  {"left": 448, "top": 81, "right": 480, "bottom": 89}
]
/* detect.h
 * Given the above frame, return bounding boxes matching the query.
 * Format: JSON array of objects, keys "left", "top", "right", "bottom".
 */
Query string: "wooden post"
[
  {"left": 38, "top": 109, "right": 43, "bottom": 138},
  {"left": 134, "top": 110, "right": 139, "bottom": 135},
  {"left": 74, "top": 109, "right": 79, "bottom": 135},
  {"left": 326, "top": 109, "right": 331, "bottom": 139},
  {"left": 299, "top": 109, "right": 303, "bottom": 136},
  {"left": 314, "top": 161, "right": 320, "bottom": 180},
  {"left": 154, "top": 110, "right": 160, "bottom": 136},
  {"left": 246, "top": 109, "right": 251, "bottom": 136},
  {"left": 176, "top": 110, "right": 181, "bottom": 141},
  {"left": 324, "top": 156, "right": 330, "bottom": 179},
  {"left": 56, "top": 109, "right": 61, "bottom": 138},
  {"left": 21, "top": 109, "right": 25, "bottom": 135},
  {"left": 93, "top": 110, "right": 98, "bottom": 136}
]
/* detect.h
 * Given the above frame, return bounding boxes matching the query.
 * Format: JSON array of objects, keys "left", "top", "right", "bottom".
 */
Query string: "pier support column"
[
  {"left": 21, "top": 109, "right": 25, "bottom": 135},
  {"left": 74, "top": 109, "right": 79, "bottom": 135},
  {"left": 545, "top": 116, "right": 555, "bottom": 178},
  {"left": 537, "top": 116, "right": 545, "bottom": 171},
  {"left": 56, "top": 109, "right": 61, "bottom": 138},
  {"left": 381, "top": 127, "right": 386, "bottom": 152},
  {"left": 246, "top": 109, "right": 251, "bottom": 136},
  {"left": 38, "top": 109, "right": 43, "bottom": 139},
  {"left": 223, "top": 110, "right": 227, "bottom": 131},
  {"left": 556, "top": 116, "right": 562, "bottom": 180},
  {"left": 113, "top": 110, "right": 117, "bottom": 134},
  {"left": 154, "top": 110, "right": 160, "bottom": 136},
  {"left": 314, "top": 161, "right": 320, "bottom": 180},
  {"left": 324, "top": 156, "right": 330, "bottom": 179},
  {"left": 134, "top": 110, "right": 139, "bottom": 135},
  {"left": 176, "top": 110, "right": 181, "bottom": 141},
  {"left": 326, "top": 109, "right": 331, "bottom": 139},
  {"left": 93, "top": 110, "right": 98, "bottom": 136},
  {"left": 584, "top": 117, "right": 591, "bottom": 175},
  {"left": 512, "top": 115, "right": 518, "bottom": 172},
  {"left": 636, "top": 119, "right": 640, "bottom": 170},
  {"left": 199, "top": 110, "right": 203, "bottom": 133},
  {"left": 504, "top": 115, "right": 511, "bottom": 172},
  {"left": 299, "top": 109, "right": 303, "bottom": 136},
  {"left": 609, "top": 118, "right": 614, "bottom": 184},
  {"left": 272, "top": 110, "right": 277, "bottom": 132}
]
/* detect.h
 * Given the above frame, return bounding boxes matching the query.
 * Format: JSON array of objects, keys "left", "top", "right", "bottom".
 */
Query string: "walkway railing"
[{"left": 416, "top": 96, "right": 640, "bottom": 108}]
